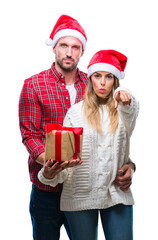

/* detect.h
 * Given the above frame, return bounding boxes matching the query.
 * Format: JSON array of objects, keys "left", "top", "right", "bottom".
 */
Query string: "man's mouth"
[{"left": 63, "top": 58, "right": 74, "bottom": 63}]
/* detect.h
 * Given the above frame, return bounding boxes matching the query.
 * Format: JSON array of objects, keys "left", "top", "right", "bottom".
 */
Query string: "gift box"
[{"left": 45, "top": 123, "right": 83, "bottom": 162}]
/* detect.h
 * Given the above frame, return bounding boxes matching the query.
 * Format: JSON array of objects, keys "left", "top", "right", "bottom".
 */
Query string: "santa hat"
[
  {"left": 87, "top": 50, "right": 127, "bottom": 79},
  {"left": 46, "top": 15, "right": 87, "bottom": 50}
]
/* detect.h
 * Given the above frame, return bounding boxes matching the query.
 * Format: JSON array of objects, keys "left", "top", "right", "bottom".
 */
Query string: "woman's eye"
[
  {"left": 107, "top": 74, "right": 113, "bottom": 79},
  {"left": 94, "top": 74, "right": 101, "bottom": 78}
]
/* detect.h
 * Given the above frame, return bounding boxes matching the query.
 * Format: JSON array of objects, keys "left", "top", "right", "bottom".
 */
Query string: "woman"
[{"left": 38, "top": 49, "right": 139, "bottom": 240}]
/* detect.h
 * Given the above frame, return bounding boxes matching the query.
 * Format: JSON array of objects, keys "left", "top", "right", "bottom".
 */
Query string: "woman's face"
[{"left": 91, "top": 71, "right": 115, "bottom": 99}]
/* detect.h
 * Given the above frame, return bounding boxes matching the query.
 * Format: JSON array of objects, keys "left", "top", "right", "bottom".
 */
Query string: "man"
[{"left": 19, "top": 15, "right": 136, "bottom": 240}]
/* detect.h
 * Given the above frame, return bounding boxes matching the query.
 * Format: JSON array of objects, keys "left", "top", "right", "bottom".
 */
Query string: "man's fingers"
[
  {"left": 114, "top": 178, "right": 132, "bottom": 191},
  {"left": 118, "top": 164, "right": 128, "bottom": 174},
  {"left": 115, "top": 174, "right": 132, "bottom": 183},
  {"left": 120, "top": 182, "right": 132, "bottom": 191}
]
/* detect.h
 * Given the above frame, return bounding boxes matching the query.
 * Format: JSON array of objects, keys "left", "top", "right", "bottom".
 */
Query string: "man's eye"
[
  {"left": 73, "top": 46, "right": 79, "bottom": 49},
  {"left": 61, "top": 44, "right": 67, "bottom": 48}
]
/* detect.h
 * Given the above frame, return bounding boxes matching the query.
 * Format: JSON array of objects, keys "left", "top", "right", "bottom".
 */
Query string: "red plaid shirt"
[{"left": 19, "top": 63, "right": 88, "bottom": 192}]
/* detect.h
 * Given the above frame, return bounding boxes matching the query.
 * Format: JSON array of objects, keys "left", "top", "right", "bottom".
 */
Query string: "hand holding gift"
[
  {"left": 42, "top": 123, "right": 84, "bottom": 179},
  {"left": 42, "top": 158, "right": 83, "bottom": 179}
]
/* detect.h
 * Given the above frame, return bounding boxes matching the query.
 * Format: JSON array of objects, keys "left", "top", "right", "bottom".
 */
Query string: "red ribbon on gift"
[{"left": 46, "top": 123, "right": 83, "bottom": 162}]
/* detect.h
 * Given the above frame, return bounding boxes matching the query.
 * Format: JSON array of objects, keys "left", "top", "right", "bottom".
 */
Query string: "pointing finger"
[
  {"left": 114, "top": 91, "right": 120, "bottom": 109},
  {"left": 114, "top": 100, "right": 118, "bottom": 109}
]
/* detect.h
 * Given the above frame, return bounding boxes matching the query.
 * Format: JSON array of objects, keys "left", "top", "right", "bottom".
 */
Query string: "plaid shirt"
[{"left": 19, "top": 63, "right": 88, "bottom": 192}]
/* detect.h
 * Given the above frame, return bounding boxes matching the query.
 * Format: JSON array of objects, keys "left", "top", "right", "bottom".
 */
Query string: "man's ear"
[
  {"left": 81, "top": 48, "right": 84, "bottom": 57},
  {"left": 80, "top": 47, "right": 84, "bottom": 57},
  {"left": 53, "top": 47, "right": 56, "bottom": 54}
]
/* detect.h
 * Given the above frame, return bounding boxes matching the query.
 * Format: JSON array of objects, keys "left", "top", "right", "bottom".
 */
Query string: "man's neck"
[{"left": 54, "top": 62, "right": 77, "bottom": 86}]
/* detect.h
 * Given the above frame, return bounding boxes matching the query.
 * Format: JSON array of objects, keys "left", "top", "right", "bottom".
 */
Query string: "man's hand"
[
  {"left": 43, "top": 158, "right": 83, "bottom": 179},
  {"left": 114, "top": 90, "right": 131, "bottom": 109},
  {"left": 114, "top": 164, "right": 134, "bottom": 191}
]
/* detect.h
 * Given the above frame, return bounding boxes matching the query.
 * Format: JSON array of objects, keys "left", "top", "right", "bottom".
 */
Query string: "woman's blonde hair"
[{"left": 83, "top": 76, "right": 120, "bottom": 134}]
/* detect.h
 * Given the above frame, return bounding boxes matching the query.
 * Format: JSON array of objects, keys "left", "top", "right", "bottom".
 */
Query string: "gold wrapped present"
[{"left": 45, "top": 123, "right": 83, "bottom": 162}]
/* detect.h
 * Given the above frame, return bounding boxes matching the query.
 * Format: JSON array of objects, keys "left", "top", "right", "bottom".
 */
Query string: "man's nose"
[{"left": 66, "top": 47, "right": 72, "bottom": 57}]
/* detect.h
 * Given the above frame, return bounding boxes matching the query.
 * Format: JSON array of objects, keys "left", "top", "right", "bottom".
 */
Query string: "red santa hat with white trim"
[
  {"left": 87, "top": 50, "right": 127, "bottom": 79},
  {"left": 46, "top": 15, "right": 87, "bottom": 50}
]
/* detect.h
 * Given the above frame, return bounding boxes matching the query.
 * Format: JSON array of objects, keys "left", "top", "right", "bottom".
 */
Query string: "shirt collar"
[{"left": 50, "top": 62, "right": 83, "bottom": 83}]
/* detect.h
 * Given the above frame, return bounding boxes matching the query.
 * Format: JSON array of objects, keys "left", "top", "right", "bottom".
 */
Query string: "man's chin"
[
  {"left": 64, "top": 65, "right": 76, "bottom": 71},
  {"left": 57, "top": 61, "right": 77, "bottom": 71}
]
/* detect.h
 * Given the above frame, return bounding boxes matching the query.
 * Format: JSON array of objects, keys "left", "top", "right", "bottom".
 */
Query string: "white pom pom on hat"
[
  {"left": 46, "top": 15, "right": 87, "bottom": 50},
  {"left": 87, "top": 50, "right": 127, "bottom": 80}
]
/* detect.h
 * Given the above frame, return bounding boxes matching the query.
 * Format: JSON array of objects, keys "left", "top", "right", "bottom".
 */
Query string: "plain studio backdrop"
[{"left": 1, "top": 0, "right": 158, "bottom": 239}]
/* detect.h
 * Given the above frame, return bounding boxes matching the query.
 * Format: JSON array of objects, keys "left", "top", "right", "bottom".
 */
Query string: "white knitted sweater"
[{"left": 38, "top": 87, "right": 139, "bottom": 211}]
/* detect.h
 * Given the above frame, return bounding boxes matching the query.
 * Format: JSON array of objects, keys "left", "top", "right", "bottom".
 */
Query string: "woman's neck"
[{"left": 97, "top": 97, "right": 108, "bottom": 105}]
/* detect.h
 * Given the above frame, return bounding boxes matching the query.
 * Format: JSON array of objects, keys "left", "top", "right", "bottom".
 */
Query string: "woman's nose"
[{"left": 100, "top": 77, "right": 106, "bottom": 85}]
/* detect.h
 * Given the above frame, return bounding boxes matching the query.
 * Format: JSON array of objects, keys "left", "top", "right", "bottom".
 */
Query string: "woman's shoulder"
[
  {"left": 64, "top": 101, "right": 84, "bottom": 127},
  {"left": 68, "top": 100, "right": 84, "bottom": 113}
]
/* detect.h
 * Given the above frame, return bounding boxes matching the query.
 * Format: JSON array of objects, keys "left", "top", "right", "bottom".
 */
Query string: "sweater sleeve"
[
  {"left": 38, "top": 168, "right": 69, "bottom": 187},
  {"left": 114, "top": 87, "right": 139, "bottom": 136}
]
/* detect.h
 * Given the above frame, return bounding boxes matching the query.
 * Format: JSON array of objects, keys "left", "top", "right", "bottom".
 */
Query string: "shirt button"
[
  {"left": 61, "top": 75, "right": 64, "bottom": 78},
  {"left": 66, "top": 97, "right": 69, "bottom": 100},
  {"left": 62, "top": 83, "right": 65, "bottom": 86}
]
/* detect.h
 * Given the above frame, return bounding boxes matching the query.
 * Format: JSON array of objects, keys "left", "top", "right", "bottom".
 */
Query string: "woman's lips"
[{"left": 99, "top": 89, "right": 106, "bottom": 93}]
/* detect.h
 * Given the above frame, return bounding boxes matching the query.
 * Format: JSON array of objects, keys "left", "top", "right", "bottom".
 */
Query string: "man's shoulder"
[
  {"left": 24, "top": 68, "right": 51, "bottom": 85},
  {"left": 79, "top": 69, "right": 88, "bottom": 76},
  {"left": 78, "top": 70, "right": 88, "bottom": 82}
]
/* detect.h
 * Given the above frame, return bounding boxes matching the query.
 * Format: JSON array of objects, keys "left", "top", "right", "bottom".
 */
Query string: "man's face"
[{"left": 53, "top": 36, "right": 83, "bottom": 71}]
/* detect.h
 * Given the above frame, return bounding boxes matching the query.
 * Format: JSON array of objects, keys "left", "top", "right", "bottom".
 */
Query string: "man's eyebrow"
[{"left": 59, "top": 42, "right": 67, "bottom": 45}]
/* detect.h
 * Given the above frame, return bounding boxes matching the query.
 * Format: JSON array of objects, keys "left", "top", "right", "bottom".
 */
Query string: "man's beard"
[{"left": 56, "top": 57, "right": 78, "bottom": 72}]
